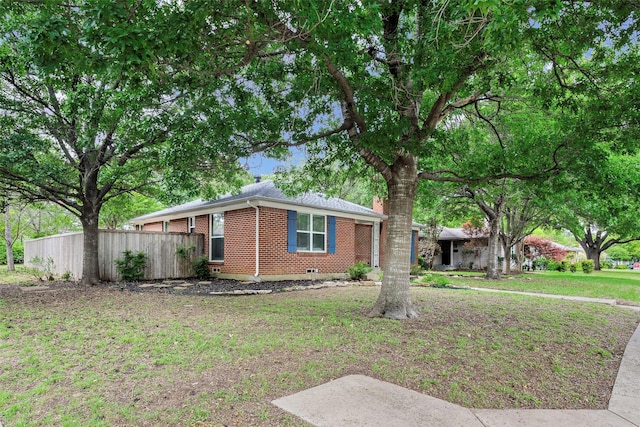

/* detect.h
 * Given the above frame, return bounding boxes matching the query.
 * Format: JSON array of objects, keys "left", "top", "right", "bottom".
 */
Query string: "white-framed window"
[
  {"left": 188, "top": 216, "right": 195, "bottom": 233},
  {"left": 296, "top": 213, "right": 325, "bottom": 252},
  {"left": 163, "top": 221, "right": 170, "bottom": 232},
  {"left": 210, "top": 213, "right": 224, "bottom": 261}
]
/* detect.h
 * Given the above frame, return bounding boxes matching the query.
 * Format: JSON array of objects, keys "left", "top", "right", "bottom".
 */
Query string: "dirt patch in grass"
[{"left": 1, "top": 282, "right": 639, "bottom": 426}]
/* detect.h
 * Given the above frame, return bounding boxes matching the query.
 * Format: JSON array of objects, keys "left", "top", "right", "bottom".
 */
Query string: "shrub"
[
  {"left": 114, "top": 250, "right": 147, "bottom": 281},
  {"left": 419, "top": 273, "right": 450, "bottom": 287},
  {"left": 61, "top": 271, "right": 73, "bottom": 281},
  {"left": 582, "top": 259, "right": 595, "bottom": 274},
  {"left": 176, "top": 244, "right": 195, "bottom": 260},
  {"left": 558, "top": 260, "right": 569, "bottom": 272},
  {"left": 546, "top": 260, "right": 561, "bottom": 271},
  {"left": 28, "top": 256, "right": 56, "bottom": 281},
  {"left": 410, "top": 264, "right": 423, "bottom": 276},
  {"left": 347, "top": 261, "right": 372, "bottom": 280},
  {"left": 533, "top": 257, "right": 549, "bottom": 270},
  {"left": 569, "top": 263, "right": 580, "bottom": 273},
  {"left": 600, "top": 260, "right": 613, "bottom": 269},
  {"left": 192, "top": 256, "right": 211, "bottom": 279},
  {"left": 615, "top": 264, "right": 629, "bottom": 270}
]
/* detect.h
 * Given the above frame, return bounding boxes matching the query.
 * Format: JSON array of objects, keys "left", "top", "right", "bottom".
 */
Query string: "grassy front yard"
[
  {"left": 1, "top": 273, "right": 639, "bottom": 426},
  {"left": 440, "top": 269, "right": 640, "bottom": 304}
]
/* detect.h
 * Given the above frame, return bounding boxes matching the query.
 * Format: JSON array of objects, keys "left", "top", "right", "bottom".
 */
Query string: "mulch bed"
[{"left": 0, "top": 277, "right": 340, "bottom": 297}]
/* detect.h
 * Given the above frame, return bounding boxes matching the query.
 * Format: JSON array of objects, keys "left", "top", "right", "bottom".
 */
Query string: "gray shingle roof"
[
  {"left": 130, "top": 180, "right": 383, "bottom": 222},
  {"left": 437, "top": 227, "right": 475, "bottom": 240}
]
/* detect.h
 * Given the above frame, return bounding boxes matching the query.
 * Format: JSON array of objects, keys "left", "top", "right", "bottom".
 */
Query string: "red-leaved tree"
[{"left": 523, "top": 236, "right": 567, "bottom": 262}]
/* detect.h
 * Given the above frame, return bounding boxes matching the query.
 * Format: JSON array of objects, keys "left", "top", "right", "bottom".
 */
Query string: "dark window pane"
[
  {"left": 312, "top": 233, "right": 325, "bottom": 251},
  {"left": 211, "top": 237, "right": 224, "bottom": 260},
  {"left": 297, "top": 232, "right": 310, "bottom": 251},
  {"left": 313, "top": 215, "right": 325, "bottom": 232},
  {"left": 297, "top": 213, "right": 310, "bottom": 231}
]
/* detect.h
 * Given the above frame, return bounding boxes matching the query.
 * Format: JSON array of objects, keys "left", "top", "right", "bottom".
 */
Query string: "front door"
[{"left": 439, "top": 240, "right": 451, "bottom": 265}]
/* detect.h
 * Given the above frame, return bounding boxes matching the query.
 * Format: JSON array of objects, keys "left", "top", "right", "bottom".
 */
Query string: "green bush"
[
  {"left": 615, "top": 264, "right": 629, "bottom": 270},
  {"left": 582, "top": 259, "right": 595, "bottom": 274},
  {"left": 569, "top": 263, "right": 580, "bottom": 273},
  {"left": 419, "top": 273, "right": 450, "bottom": 287},
  {"left": 28, "top": 256, "right": 56, "bottom": 281},
  {"left": 347, "top": 261, "right": 373, "bottom": 280},
  {"left": 410, "top": 264, "right": 423, "bottom": 276},
  {"left": 0, "top": 241, "right": 24, "bottom": 265},
  {"left": 176, "top": 244, "right": 195, "bottom": 260},
  {"left": 114, "top": 250, "right": 147, "bottom": 281},
  {"left": 546, "top": 260, "right": 561, "bottom": 271},
  {"left": 600, "top": 260, "right": 613, "bottom": 269},
  {"left": 417, "top": 255, "right": 429, "bottom": 270},
  {"left": 192, "top": 256, "right": 211, "bottom": 279},
  {"left": 533, "top": 257, "right": 549, "bottom": 270}
]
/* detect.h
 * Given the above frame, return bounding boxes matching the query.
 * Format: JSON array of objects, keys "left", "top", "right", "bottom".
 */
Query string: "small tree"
[
  {"left": 524, "top": 236, "right": 567, "bottom": 263},
  {"left": 418, "top": 218, "right": 442, "bottom": 270},
  {"left": 462, "top": 219, "right": 489, "bottom": 270}
]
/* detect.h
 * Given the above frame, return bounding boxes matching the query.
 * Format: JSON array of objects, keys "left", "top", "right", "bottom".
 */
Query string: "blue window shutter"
[
  {"left": 328, "top": 216, "right": 336, "bottom": 254},
  {"left": 287, "top": 210, "right": 297, "bottom": 252},
  {"left": 410, "top": 230, "right": 416, "bottom": 263}
]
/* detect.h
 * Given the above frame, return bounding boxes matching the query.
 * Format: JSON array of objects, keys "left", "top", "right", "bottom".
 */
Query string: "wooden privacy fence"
[{"left": 24, "top": 230, "right": 204, "bottom": 281}]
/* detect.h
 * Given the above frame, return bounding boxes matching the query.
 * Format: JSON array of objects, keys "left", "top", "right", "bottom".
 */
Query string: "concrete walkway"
[{"left": 273, "top": 290, "right": 640, "bottom": 426}]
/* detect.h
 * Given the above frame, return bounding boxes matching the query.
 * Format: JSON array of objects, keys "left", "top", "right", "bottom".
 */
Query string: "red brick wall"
[
  {"left": 144, "top": 221, "right": 163, "bottom": 232},
  {"left": 140, "top": 207, "right": 383, "bottom": 276},
  {"left": 194, "top": 215, "right": 209, "bottom": 258},
  {"left": 254, "top": 207, "right": 357, "bottom": 275},
  {"left": 218, "top": 208, "right": 256, "bottom": 274},
  {"left": 169, "top": 218, "right": 188, "bottom": 233},
  {"left": 355, "top": 224, "right": 372, "bottom": 265}
]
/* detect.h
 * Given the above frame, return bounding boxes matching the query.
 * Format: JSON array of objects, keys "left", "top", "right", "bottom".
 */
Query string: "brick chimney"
[{"left": 373, "top": 197, "right": 388, "bottom": 215}]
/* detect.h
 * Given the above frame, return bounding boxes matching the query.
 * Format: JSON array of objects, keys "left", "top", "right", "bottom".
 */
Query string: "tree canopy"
[
  {"left": 0, "top": 0, "right": 282, "bottom": 283},
  {"left": 1, "top": 1, "right": 637, "bottom": 304},
  {"left": 237, "top": 1, "right": 639, "bottom": 317}
]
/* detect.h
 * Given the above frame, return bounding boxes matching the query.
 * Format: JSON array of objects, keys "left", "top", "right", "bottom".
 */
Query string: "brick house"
[{"left": 129, "top": 179, "right": 419, "bottom": 281}]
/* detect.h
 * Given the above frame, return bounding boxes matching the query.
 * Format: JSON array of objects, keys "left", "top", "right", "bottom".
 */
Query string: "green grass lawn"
[
  {"left": 1, "top": 279, "right": 639, "bottom": 426},
  {"left": 0, "top": 265, "right": 34, "bottom": 285},
  {"left": 439, "top": 269, "right": 640, "bottom": 304}
]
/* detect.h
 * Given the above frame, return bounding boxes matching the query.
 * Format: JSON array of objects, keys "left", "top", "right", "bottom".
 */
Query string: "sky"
[{"left": 241, "top": 147, "right": 306, "bottom": 177}]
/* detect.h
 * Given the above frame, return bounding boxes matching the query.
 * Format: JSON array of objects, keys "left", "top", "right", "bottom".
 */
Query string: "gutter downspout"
[{"left": 247, "top": 200, "right": 259, "bottom": 278}]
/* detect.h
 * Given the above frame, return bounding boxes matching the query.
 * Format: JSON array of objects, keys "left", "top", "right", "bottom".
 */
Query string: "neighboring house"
[
  {"left": 129, "top": 179, "right": 419, "bottom": 281},
  {"left": 552, "top": 242, "right": 585, "bottom": 263},
  {"left": 430, "top": 227, "right": 491, "bottom": 270},
  {"left": 429, "top": 227, "right": 581, "bottom": 271},
  {"left": 426, "top": 227, "right": 507, "bottom": 270}
]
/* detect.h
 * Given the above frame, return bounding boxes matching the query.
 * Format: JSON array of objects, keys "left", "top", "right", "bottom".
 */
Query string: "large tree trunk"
[
  {"left": 486, "top": 215, "right": 501, "bottom": 279},
  {"left": 584, "top": 247, "right": 601, "bottom": 270},
  {"left": 369, "top": 156, "right": 419, "bottom": 320},
  {"left": 5, "top": 201, "right": 14, "bottom": 271},
  {"left": 501, "top": 239, "right": 511, "bottom": 275},
  {"left": 576, "top": 227, "right": 604, "bottom": 271},
  {"left": 514, "top": 240, "right": 524, "bottom": 272},
  {"left": 80, "top": 209, "right": 101, "bottom": 285}
]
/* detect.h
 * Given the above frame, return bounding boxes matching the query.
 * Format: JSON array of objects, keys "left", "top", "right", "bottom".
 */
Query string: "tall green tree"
[
  {"left": 100, "top": 193, "right": 164, "bottom": 230},
  {"left": 555, "top": 153, "right": 640, "bottom": 270},
  {"left": 0, "top": 1, "right": 276, "bottom": 284},
  {"left": 244, "top": 1, "right": 635, "bottom": 317}
]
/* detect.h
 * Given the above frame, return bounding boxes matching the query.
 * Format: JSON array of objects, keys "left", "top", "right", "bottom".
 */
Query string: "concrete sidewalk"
[{"left": 273, "top": 291, "right": 640, "bottom": 426}]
